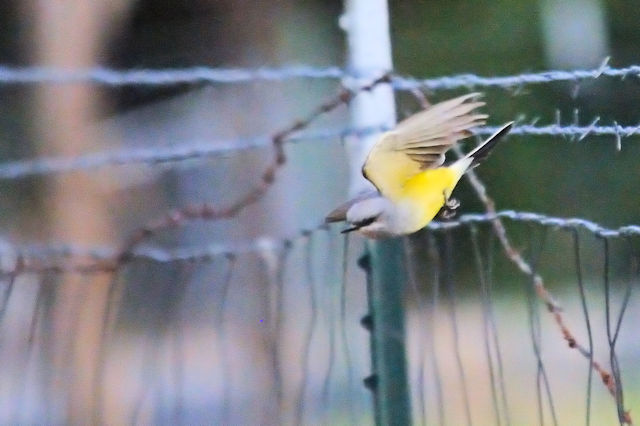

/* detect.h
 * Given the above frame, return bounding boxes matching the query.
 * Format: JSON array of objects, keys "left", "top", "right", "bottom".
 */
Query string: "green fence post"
[{"left": 361, "top": 239, "right": 411, "bottom": 425}]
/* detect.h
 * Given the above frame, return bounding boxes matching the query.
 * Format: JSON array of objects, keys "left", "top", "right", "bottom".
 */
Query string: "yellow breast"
[{"left": 399, "top": 167, "right": 460, "bottom": 232}]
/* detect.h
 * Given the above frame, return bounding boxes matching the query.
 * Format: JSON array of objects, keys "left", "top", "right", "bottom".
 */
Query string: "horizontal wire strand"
[
  {"left": 0, "top": 60, "right": 638, "bottom": 179},
  {"left": 0, "top": 60, "right": 637, "bottom": 89},
  {"left": 0, "top": 65, "right": 346, "bottom": 85},
  {"left": 0, "top": 126, "right": 385, "bottom": 179},
  {"left": 428, "top": 210, "right": 640, "bottom": 238},
  {"left": 1, "top": 121, "right": 639, "bottom": 180},
  {"left": 4, "top": 210, "right": 640, "bottom": 274},
  {"left": 393, "top": 61, "right": 640, "bottom": 91}
]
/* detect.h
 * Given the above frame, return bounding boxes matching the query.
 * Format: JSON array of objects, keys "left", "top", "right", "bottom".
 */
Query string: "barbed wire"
[
  {"left": 0, "top": 126, "right": 383, "bottom": 180},
  {"left": 478, "top": 122, "right": 640, "bottom": 139},
  {"left": 0, "top": 58, "right": 638, "bottom": 89},
  {"left": 1, "top": 120, "right": 639, "bottom": 180},
  {"left": 429, "top": 210, "right": 640, "bottom": 238},
  {"left": 1, "top": 60, "right": 638, "bottom": 180},
  {"left": 0, "top": 129, "right": 339, "bottom": 180},
  {"left": 393, "top": 58, "right": 640, "bottom": 91},
  {"left": 3, "top": 210, "right": 639, "bottom": 275},
  {"left": 3, "top": 49, "right": 637, "bottom": 426},
  {"left": 0, "top": 65, "right": 346, "bottom": 86},
  {"left": 2, "top": 62, "right": 637, "bottom": 421},
  {"left": 1, "top": 237, "right": 295, "bottom": 273}
]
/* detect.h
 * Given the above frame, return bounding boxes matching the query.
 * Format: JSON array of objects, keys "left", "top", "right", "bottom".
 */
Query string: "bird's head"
[{"left": 344, "top": 197, "right": 395, "bottom": 239}]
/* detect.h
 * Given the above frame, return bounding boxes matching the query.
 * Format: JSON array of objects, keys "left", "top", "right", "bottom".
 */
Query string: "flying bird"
[{"left": 326, "top": 93, "right": 512, "bottom": 238}]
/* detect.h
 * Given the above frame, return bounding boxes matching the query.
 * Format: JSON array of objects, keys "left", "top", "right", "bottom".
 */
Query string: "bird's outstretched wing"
[{"left": 362, "top": 93, "right": 486, "bottom": 200}]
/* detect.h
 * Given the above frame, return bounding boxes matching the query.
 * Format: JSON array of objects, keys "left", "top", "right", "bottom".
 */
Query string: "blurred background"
[{"left": 0, "top": 0, "right": 639, "bottom": 424}]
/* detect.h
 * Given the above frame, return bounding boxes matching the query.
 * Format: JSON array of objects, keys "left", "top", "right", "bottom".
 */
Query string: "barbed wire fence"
[{"left": 0, "top": 58, "right": 638, "bottom": 425}]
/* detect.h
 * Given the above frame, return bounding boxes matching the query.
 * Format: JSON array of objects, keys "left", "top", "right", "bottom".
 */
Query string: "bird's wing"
[
  {"left": 325, "top": 190, "right": 380, "bottom": 223},
  {"left": 362, "top": 93, "right": 487, "bottom": 200}
]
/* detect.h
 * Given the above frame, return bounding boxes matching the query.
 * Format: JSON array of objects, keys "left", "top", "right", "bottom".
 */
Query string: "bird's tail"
[
  {"left": 448, "top": 121, "right": 513, "bottom": 178},
  {"left": 465, "top": 121, "right": 514, "bottom": 168}
]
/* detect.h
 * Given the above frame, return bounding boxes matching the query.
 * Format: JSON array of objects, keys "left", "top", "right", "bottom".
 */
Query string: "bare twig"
[
  {"left": 116, "top": 75, "right": 391, "bottom": 259},
  {"left": 452, "top": 144, "right": 632, "bottom": 424},
  {"left": 411, "top": 87, "right": 631, "bottom": 424}
]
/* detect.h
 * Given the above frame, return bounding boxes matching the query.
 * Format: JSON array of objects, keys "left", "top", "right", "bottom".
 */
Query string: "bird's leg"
[
  {"left": 445, "top": 196, "right": 460, "bottom": 210},
  {"left": 438, "top": 190, "right": 460, "bottom": 220}
]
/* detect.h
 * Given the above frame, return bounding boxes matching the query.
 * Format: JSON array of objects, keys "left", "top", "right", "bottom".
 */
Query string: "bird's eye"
[{"left": 354, "top": 216, "right": 378, "bottom": 227}]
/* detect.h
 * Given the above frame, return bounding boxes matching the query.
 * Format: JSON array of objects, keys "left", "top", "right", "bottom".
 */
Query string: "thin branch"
[
  {"left": 116, "top": 75, "right": 391, "bottom": 259},
  {"left": 450, "top": 144, "right": 632, "bottom": 424}
]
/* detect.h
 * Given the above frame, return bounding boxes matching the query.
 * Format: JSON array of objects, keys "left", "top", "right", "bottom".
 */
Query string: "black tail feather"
[{"left": 468, "top": 121, "right": 513, "bottom": 167}]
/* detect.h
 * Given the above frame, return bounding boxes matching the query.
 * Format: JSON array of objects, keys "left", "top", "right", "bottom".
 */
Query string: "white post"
[
  {"left": 341, "top": 0, "right": 397, "bottom": 196},
  {"left": 341, "top": 2, "right": 412, "bottom": 425}
]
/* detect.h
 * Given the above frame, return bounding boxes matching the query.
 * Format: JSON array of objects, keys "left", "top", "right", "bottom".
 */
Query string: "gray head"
[{"left": 344, "top": 197, "right": 396, "bottom": 238}]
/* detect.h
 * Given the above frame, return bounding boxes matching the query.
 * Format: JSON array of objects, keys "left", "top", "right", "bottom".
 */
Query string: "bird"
[{"left": 325, "top": 93, "right": 513, "bottom": 239}]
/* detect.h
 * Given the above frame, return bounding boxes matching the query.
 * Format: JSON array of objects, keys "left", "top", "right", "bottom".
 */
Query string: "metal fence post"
[{"left": 342, "top": 1, "right": 412, "bottom": 424}]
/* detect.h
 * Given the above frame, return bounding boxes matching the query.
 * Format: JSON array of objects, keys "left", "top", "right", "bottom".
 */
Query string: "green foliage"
[{"left": 390, "top": 0, "right": 640, "bottom": 286}]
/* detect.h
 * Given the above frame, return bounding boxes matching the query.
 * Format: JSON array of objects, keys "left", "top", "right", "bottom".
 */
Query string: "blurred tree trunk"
[
  {"left": 17, "top": 0, "right": 342, "bottom": 423},
  {"left": 22, "top": 0, "right": 131, "bottom": 423}
]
